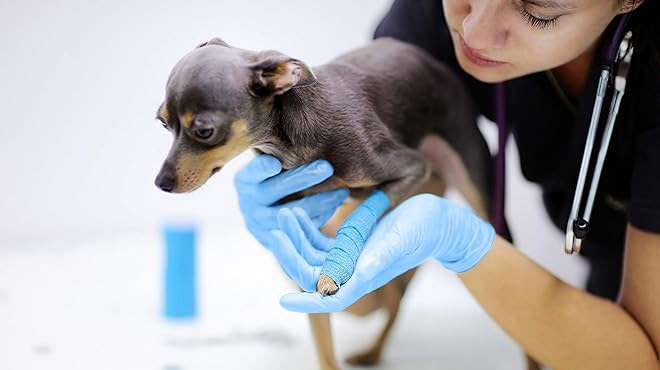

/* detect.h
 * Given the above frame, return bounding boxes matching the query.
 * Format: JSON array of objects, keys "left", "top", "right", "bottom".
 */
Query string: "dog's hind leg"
[{"left": 419, "top": 134, "right": 489, "bottom": 219}]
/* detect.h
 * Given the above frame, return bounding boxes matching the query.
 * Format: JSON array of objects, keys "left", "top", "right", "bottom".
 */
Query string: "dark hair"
[
  {"left": 627, "top": 0, "right": 659, "bottom": 70},
  {"left": 620, "top": 0, "right": 659, "bottom": 133}
]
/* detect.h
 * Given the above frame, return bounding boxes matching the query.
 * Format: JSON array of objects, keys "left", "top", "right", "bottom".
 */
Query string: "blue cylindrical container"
[{"left": 162, "top": 223, "right": 197, "bottom": 319}]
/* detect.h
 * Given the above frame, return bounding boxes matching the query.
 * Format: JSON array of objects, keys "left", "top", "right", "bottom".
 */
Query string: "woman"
[{"left": 234, "top": 0, "right": 660, "bottom": 368}]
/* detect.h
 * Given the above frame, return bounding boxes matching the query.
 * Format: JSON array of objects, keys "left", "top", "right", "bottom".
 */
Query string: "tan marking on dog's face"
[
  {"left": 180, "top": 111, "right": 196, "bottom": 129},
  {"left": 159, "top": 105, "right": 170, "bottom": 122},
  {"left": 173, "top": 119, "right": 251, "bottom": 192}
]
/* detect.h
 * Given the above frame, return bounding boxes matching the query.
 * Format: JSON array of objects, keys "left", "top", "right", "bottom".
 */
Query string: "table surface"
[{"left": 0, "top": 229, "right": 526, "bottom": 370}]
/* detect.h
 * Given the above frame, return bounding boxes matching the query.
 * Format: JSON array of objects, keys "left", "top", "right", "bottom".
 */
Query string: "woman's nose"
[{"left": 462, "top": 0, "right": 509, "bottom": 50}]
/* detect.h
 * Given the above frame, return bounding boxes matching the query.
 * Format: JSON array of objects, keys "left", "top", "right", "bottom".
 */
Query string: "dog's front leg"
[
  {"left": 308, "top": 313, "right": 340, "bottom": 370},
  {"left": 316, "top": 147, "right": 430, "bottom": 295}
]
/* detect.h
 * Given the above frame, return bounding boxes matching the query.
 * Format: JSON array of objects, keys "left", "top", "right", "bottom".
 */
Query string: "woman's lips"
[{"left": 459, "top": 36, "right": 505, "bottom": 67}]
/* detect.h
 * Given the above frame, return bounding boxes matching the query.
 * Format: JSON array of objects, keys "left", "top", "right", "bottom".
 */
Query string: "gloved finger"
[
  {"left": 252, "top": 229, "right": 280, "bottom": 252},
  {"left": 246, "top": 203, "right": 336, "bottom": 245},
  {"left": 256, "top": 160, "right": 334, "bottom": 205},
  {"left": 310, "top": 208, "right": 338, "bottom": 229},
  {"left": 269, "top": 230, "right": 321, "bottom": 292},
  {"left": 276, "top": 188, "right": 348, "bottom": 224},
  {"left": 354, "top": 229, "right": 405, "bottom": 282},
  {"left": 279, "top": 292, "right": 345, "bottom": 313},
  {"left": 234, "top": 154, "right": 282, "bottom": 186},
  {"left": 246, "top": 204, "right": 278, "bottom": 231},
  {"left": 240, "top": 188, "right": 346, "bottom": 251},
  {"left": 277, "top": 209, "right": 327, "bottom": 266},
  {"left": 292, "top": 207, "right": 335, "bottom": 252}
]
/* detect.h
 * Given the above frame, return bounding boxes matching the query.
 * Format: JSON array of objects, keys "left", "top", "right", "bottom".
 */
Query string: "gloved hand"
[
  {"left": 269, "top": 193, "right": 495, "bottom": 313},
  {"left": 234, "top": 154, "right": 349, "bottom": 250}
]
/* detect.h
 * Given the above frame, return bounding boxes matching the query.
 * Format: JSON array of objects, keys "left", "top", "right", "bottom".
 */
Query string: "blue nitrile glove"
[
  {"left": 269, "top": 193, "right": 495, "bottom": 313},
  {"left": 234, "top": 154, "right": 349, "bottom": 250}
]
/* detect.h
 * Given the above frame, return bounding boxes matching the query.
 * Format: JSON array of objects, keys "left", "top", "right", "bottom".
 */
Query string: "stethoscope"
[
  {"left": 565, "top": 15, "right": 634, "bottom": 254},
  {"left": 492, "top": 15, "right": 635, "bottom": 255}
]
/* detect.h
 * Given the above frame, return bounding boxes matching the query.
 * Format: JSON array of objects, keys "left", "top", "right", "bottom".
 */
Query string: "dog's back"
[
  {"left": 318, "top": 38, "right": 474, "bottom": 146},
  {"left": 311, "top": 38, "right": 490, "bottom": 203}
]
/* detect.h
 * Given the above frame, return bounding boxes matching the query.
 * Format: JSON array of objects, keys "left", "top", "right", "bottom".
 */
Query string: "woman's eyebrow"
[{"left": 525, "top": 0, "right": 577, "bottom": 10}]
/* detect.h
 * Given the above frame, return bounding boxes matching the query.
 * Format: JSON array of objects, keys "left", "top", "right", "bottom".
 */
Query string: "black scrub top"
[{"left": 374, "top": 0, "right": 660, "bottom": 261}]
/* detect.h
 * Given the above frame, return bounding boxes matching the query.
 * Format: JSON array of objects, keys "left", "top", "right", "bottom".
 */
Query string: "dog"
[{"left": 154, "top": 37, "right": 492, "bottom": 369}]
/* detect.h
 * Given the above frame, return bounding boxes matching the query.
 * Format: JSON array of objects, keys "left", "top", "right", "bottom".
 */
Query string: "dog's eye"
[{"left": 194, "top": 127, "right": 214, "bottom": 140}]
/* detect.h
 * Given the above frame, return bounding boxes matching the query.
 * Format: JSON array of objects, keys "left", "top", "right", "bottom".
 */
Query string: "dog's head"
[{"left": 154, "top": 37, "right": 316, "bottom": 193}]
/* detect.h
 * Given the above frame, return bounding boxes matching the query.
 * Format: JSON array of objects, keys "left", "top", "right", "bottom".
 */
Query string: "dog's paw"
[
  {"left": 345, "top": 350, "right": 381, "bottom": 367},
  {"left": 316, "top": 274, "right": 339, "bottom": 296}
]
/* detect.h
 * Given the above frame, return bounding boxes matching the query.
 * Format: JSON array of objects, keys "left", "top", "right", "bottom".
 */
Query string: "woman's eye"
[
  {"left": 194, "top": 127, "right": 214, "bottom": 139},
  {"left": 519, "top": 8, "right": 559, "bottom": 29}
]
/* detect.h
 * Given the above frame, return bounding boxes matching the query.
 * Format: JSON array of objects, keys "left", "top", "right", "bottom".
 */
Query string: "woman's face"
[{"left": 443, "top": 0, "right": 623, "bottom": 82}]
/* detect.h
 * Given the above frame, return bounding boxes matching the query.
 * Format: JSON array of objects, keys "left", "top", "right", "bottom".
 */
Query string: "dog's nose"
[{"left": 155, "top": 170, "right": 176, "bottom": 192}]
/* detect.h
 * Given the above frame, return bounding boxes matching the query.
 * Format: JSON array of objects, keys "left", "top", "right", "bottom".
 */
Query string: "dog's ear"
[
  {"left": 248, "top": 52, "right": 317, "bottom": 97},
  {"left": 196, "top": 37, "right": 229, "bottom": 48}
]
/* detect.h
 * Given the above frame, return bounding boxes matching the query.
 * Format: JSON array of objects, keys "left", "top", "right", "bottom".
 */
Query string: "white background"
[{"left": 0, "top": 1, "right": 587, "bottom": 369}]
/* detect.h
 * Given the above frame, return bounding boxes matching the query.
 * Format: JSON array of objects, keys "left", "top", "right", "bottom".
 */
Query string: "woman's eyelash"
[{"left": 519, "top": 8, "right": 559, "bottom": 29}]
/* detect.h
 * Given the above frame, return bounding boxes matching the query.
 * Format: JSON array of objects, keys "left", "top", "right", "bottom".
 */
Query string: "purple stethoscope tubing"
[
  {"left": 492, "top": 14, "right": 634, "bottom": 254},
  {"left": 493, "top": 83, "right": 507, "bottom": 235}
]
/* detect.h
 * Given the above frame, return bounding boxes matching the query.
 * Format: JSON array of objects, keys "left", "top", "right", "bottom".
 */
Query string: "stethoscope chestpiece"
[{"left": 565, "top": 218, "right": 589, "bottom": 254}]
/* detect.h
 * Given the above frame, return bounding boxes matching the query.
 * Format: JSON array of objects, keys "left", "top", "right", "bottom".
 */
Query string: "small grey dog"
[
  {"left": 154, "top": 36, "right": 491, "bottom": 229},
  {"left": 155, "top": 37, "right": 492, "bottom": 369}
]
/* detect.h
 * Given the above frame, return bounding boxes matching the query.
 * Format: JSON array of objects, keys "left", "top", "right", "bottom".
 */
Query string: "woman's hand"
[
  {"left": 234, "top": 154, "right": 348, "bottom": 250},
  {"left": 269, "top": 193, "right": 495, "bottom": 313}
]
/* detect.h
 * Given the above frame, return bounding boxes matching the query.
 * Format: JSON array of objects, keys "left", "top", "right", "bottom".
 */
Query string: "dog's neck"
[{"left": 252, "top": 81, "right": 331, "bottom": 169}]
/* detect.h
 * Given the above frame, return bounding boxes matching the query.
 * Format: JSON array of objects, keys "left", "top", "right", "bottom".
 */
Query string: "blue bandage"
[{"left": 321, "top": 190, "right": 390, "bottom": 286}]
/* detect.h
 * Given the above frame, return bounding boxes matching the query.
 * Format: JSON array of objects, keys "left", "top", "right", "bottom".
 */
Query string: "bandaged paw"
[{"left": 318, "top": 190, "right": 390, "bottom": 295}]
